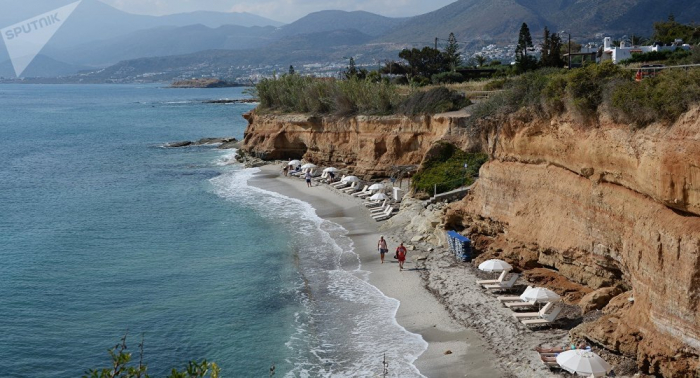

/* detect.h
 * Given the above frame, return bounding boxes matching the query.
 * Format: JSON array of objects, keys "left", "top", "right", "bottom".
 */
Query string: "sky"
[{"left": 98, "top": 0, "right": 458, "bottom": 23}]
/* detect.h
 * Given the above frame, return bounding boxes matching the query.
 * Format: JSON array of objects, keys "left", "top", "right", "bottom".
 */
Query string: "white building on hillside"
[{"left": 601, "top": 37, "right": 691, "bottom": 64}]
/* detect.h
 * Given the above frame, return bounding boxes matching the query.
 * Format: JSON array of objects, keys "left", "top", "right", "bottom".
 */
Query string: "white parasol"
[
  {"left": 519, "top": 287, "right": 561, "bottom": 303},
  {"left": 287, "top": 160, "right": 301, "bottom": 166},
  {"left": 478, "top": 259, "right": 512, "bottom": 273},
  {"left": 556, "top": 349, "right": 611, "bottom": 377},
  {"left": 369, "top": 193, "right": 388, "bottom": 201},
  {"left": 301, "top": 163, "right": 317, "bottom": 169},
  {"left": 368, "top": 183, "right": 385, "bottom": 191},
  {"left": 341, "top": 176, "right": 361, "bottom": 183}
]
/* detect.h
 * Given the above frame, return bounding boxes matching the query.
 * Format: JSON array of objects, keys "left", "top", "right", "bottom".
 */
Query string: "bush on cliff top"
[
  {"left": 411, "top": 142, "right": 488, "bottom": 195},
  {"left": 253, "top": 74, "right": 469, "bottom": 116},
  {"left": 468, "top": 63, "right": 700, "bottom": 128}
]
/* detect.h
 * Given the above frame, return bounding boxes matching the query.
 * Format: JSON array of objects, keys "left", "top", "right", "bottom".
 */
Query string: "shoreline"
[{"left": 248, "top": 164, "right": 502, "bottom": 377}]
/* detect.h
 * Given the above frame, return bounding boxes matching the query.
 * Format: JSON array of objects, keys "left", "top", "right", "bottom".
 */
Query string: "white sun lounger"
[
  {"left": 370, "top": 202, "right": 391, "bottom": 214},
  {"left": 483, "top": 274, "right": 520, "bottom": 290},
  {"left": 512, "top": 302, "right": 556, "bottom": 319},
  {"left": 505, "top": 299, "right": 537, "bottom": 309},
  {"left": 340, "top": 182, "right": 359, "bottom": 193},
  {"left": 365, "top": 199, "right": 386, "bottom": 208},
  {"left": 351, "top": 185, "right": 369, "bottom": 197},
  {"left": 521, "top": 305, "right": 563, "bottom": 327},
  {"left": 373, "top": 206, "right": 396, "bottom": 221},
  {"left": 476, "top": 270, "right": 508, "bottom": 285},
  {"left": 497, "top": 286, "right": 533, "bottom": 302}
]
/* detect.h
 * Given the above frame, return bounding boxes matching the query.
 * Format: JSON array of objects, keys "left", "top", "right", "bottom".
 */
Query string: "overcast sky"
[{"left": 99, "top": 0, "right": 457, "bottom": 23}]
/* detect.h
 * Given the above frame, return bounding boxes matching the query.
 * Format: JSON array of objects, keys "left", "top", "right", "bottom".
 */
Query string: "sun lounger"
[
  {"left": 370, "top": 202, "right": 391, "bottom": 214},
  {"left": 540, "top": 355, "right": 560, "bottom": 368},
  {"left": 340, "top": 182, "right": 359, "bottom": 193},
  {"left": 521, "top": 305, "right": 563, "bottom": 327},
  {"left": 497, "top": 286, "right": 533, "bottom": 302},
  {"left": 351, "top": 185, "right": 369, "bottom": 197},
  {"left": 512, "top": 302, "right": 555, "bottom": 319},
  {"left": 505, "top": 299, "right": 537, "bottom": 309},
  {"left": 330, "top": 176, "right": 347, "bottom": 188},
  {"left": 483, "top": 274, "right": 520, "bottom": 290},
  {"left": 476, "top": 270, "right": 508, "bottom": 285},
  {"left": 373, "top": 206, "right": 396, "bottom": 221},
  {"left": 365, "top": 199, "right": 386, "bottom": 208},
  {"left": 356, "top": 190, "right": 374, "bottom": 199}
]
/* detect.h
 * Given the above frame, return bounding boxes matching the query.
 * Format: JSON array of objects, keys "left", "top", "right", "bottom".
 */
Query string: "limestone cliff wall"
[
  {"left": 241, "top": 112, "right": 474, "bottom": 177},
  {"left": 447, "top": 108, "right": 700, "bottom": 376}
]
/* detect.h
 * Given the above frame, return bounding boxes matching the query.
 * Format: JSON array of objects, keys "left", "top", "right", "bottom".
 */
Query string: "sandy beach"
[{"left": 249, "top": 164, "right": 503, "bottom": 377}]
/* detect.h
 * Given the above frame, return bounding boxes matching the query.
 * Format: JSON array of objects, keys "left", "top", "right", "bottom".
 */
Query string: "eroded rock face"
[
  {"left": 241, "top": 111, "right": 475, "bottom": 177},
  {"left": 448, "top": 108, "right": 700, "bottom": 376}
]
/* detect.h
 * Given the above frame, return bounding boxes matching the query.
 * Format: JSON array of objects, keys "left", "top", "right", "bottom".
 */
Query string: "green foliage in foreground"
[
  {"left": 253, "top": 74, "right": 469, "bottom": 116},
  {"left": 619, "top": 49, "right": 692, "bottom": 65},
  {"left": 469, "top": 62, "right": 700, "bottom": 128},
  {"left": 412, "top": 142, "right": 488, "bottom": 195},
  {"left": 84, "top": 335, "right": 220, "bottom": 378}
]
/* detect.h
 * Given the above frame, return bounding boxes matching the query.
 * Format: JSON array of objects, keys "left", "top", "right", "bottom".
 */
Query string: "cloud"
[{"left": 99, "top": 0, "right": 456, "bottom": 23}]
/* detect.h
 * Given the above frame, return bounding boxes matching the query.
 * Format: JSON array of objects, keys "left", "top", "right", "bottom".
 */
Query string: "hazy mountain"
[
  {"left": 0, "top": 0, "right": 283, "bottom": 49},
  {"left": 279, "top": 10, "right": 407, "bottom": 37},
  {"left": 379, "top": 0, "right": 700, "bottom": 45},
  {"left": 49, "top": 24, "right": 278, "bottom": 66},
  {"left": 0, "top": 54, "right": 87, "bottom": 78}
]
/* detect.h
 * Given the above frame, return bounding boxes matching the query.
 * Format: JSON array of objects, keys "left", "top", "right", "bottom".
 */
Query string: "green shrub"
[
  {"left": 396, "top": 87, "right": 470, "bottom": 115},
  {"left": 611, "top": 68, "right": 700, "bottom": 127},
  {"left": 411, "top": 142, "right": 489, "bottom": 195},
  {"left": 431, "top": 71, "right": 465, "bottom": 84}
]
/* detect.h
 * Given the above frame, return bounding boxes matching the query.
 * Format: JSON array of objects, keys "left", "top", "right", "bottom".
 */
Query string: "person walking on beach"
[
  {"left": 377, "top": 236, "right": 388, "bottom": 263},
  {"left": 305, "top": 171, "right": 312, "bottom": 187},
  {"left": 396, "top": 242, "right": 407, "bottom": 271},
  {"left": 282, "top": 164, "right": 289, "bottom": 176}
]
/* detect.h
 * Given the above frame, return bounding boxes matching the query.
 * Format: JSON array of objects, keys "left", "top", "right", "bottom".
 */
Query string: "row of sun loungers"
[{"left": 478, "top": 275, "right": 564, "bottom": 327}]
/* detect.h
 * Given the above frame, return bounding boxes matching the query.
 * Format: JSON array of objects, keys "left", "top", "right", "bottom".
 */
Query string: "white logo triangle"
[{"left": 1, "top": 1, "right": 82, "bottom": 78}]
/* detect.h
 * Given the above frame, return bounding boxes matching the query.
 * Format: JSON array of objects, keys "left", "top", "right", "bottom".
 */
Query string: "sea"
[{"left": 0, "top": 84, "right": 427, "bottom": 377}]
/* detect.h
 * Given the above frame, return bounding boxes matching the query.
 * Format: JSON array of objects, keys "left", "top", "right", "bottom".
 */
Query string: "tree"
[
  {"left": 515, "top": 22, "right": 537, "bottom": 72},
  {"left": 474, "top": 54, "right": 487, "bottom": 67},
  {"left": 443, "top": 33, "right": 462, "bottom": 71},
  {"left": 540, "top": 26, "right": 565, "bottom": 67},
  {"left": 343, "top": 57, "right": 367, "bottom": 80},
  {"left": 84, "top": 335, "right": 220, "bottom": 378},
  {"left": 398, "top": 47, "right": 450, "bottom": 80},
  {"left": 288, "top": 65, "right": 295, "bottom": 75}
]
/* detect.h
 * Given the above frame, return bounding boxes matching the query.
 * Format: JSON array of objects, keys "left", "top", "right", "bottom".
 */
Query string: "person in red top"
[{"left": 396, "top": 242, "right": 407, "bottom": 271}]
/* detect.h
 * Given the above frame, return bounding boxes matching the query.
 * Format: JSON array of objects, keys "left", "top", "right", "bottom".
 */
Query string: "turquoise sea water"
[{"left": 0, "top": 84, "right": 426, "bottom": 377}]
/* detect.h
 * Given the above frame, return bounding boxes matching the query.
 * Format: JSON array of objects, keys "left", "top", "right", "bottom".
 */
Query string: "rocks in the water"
[
  {"left": 165, "top": 141, "right": 192, "bottom": 148},
  {"left": 218, "top": 140, "right": 241, "bottom": 150},
  {"left": 165, "top": 137, "right": 237, "bottom": 148}
]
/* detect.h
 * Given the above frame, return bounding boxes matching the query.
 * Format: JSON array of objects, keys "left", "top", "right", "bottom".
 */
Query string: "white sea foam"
[{"left": 209, "top": 163, "right": 427, "bottom": 378}]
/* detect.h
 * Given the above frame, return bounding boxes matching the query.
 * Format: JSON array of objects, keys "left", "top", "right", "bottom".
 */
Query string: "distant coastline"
[{"left": 169, "top": 78, "right": 251, "bottom": 89}]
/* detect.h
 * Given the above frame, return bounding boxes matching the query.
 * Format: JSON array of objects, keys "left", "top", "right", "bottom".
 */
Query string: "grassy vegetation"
[
  {"left": 468, "top": 62, "right": 700, "bottom": 128},
  {"left": 253, "top": 74, "right": 469, "bottom": 116},
  {"left": 411, "top": 142, "right": 488, "bottom": 195}
]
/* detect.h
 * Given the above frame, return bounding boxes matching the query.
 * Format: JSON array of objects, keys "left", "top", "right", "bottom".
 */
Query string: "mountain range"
[{"left": 1, "top": 0, "right": 698, "bottom": 79}]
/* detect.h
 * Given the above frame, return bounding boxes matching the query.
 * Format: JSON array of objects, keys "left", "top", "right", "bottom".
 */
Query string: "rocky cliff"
[
  {"left": 241, "top": 111, "right": 476, "bottom": 177},
  {"left": 241, "top": 107, "right": 700, "bottom": 376},
  {"left": 445, "top": 107, "right": 700, "bottom": 377}
]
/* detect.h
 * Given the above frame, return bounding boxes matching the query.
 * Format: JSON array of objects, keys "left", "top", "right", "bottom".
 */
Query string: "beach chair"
[
  {"left": 356, "top": 189, "right": 375, "bottom": 199},
  {"left": 364, "top": 199, "right": 386, "bottom": 209},
  {"left": 370, "top": 201, "right": 391, "bottom": 214},
  {"left": 505, "top": 299, "right": 537, "bottom": 309},
  {"left": 351, "top": 185, "right": 369, "bottom": 197},
  {"left": 512, "top": 302, "right": 555, "bottom": 319},
  {"left": 341, "top": 182, "right": 359, "bottom": 193},
  {"left": 483, "top": 274, "right": 520, "bottom": 290},
  {"left": 476, "top": 270, "right": 508, "bottom": 285},
  {"left": 521, "top": 305, "right": 563, "bottom": 327},
  {"left": 330, "top": 176, "right": 347, "bottom": 188},
  {"left": 497, "top": 286, "right": 533, "bottom": 302},
  {"left": 540, "top": 354, "right": 560, "bottom": 369},
  {"left": 314, "top": 172, "right": 328, "bottom": 182},
  {"left": 373, "top": 206, "right": 396, "bottom": 221}
]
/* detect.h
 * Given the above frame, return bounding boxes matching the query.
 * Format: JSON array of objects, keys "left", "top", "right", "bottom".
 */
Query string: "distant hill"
[
  {"left": 0, "top": 55, "right": 88, "bottom": 78},
  {"left": 379, "top": 0, "right": 700, "bottom": 45},
  {"left": 279, "top": 10, "right": 407, "bottom": 37}
]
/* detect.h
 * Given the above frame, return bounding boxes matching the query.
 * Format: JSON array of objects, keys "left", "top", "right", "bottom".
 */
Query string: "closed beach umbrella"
[
  {"left": 301, "top": 163, "right": 317, "bottom": 169},
  {"left": 368, "top": 183, "right": 385, "bottom": 191},
  {"left": 556, "top": 349, "right": 611, "bottom": 377},
  {"left": 342, "top": 176, "right": 361, "bottom": 183},
  {"left": 323, "top": 167, "right": 339, "bottom": 173},
  {"left": 478, "top": 259, "right": 512, "bottom": 273},
  {"left": 288, "top": 160, "right": 301, "bottom": 166},
  {"left": 520, "top": 287, "right": 560, "bottom": 303},
  {"left": 369, "top": 193, "right": 388, "bottom": 201}
]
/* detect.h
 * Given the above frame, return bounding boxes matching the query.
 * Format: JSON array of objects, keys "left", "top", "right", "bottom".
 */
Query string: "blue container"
[{"left": 446, "top": 230, "right": 472, "bottom": 262}]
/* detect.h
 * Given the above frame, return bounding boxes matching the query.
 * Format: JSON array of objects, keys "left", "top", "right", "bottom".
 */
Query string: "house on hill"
[{"left": 600, "top": 37, "right": 691, "bottom": 64}]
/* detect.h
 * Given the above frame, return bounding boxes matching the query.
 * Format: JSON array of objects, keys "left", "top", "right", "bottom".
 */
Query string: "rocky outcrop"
[
  {"left": 241, "top": 111, "right": 476, "bottom": 177},
  {"left": 446, "top": 107, "right": 700, "bottom": 376}
]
